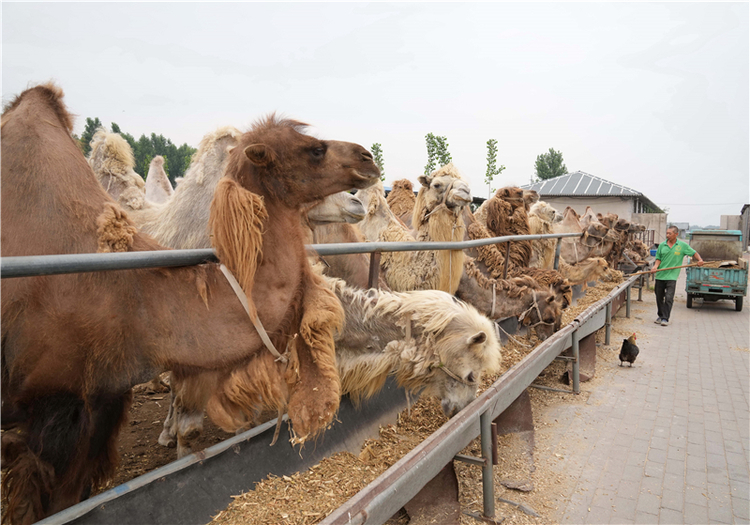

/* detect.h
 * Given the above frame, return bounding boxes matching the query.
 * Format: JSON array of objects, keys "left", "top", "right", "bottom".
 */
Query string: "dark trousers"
[{"left": 655, "top": 279, "right": 677, "bottom": 321}]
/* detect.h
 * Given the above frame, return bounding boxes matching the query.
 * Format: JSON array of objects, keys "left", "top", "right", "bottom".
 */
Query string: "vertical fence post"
[
  {"left": 480, "top": 410, "right": 495, "bottom": 519},
  {"left": 605, "top": 302, "right": 612, "bottom": 345},
  {"left": 572, "top": 329, "right": 580, "bottom": 394},
  {"left": 553, "top": 238, "right": 562, "bottom": 270},
  {"left": 626, "top": 285, "right": 631, "bottom": 319},
  {"left": 367, "top": 252, "right": 381, "bottom": 289}
]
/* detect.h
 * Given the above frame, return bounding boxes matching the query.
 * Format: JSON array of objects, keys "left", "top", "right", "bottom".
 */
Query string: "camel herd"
[{"left": 1, "top": 83, "right": 647, "bottom": 524}]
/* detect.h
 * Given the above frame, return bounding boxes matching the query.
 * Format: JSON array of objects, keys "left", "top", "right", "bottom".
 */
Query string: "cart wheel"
[
  {"left": 736, "top": 297, "right": 743, "bottom": 312},
  {"left": 687, "top": 294, "right": 693, "bottom": 309}
]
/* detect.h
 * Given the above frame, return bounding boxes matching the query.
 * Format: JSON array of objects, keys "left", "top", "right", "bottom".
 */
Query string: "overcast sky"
[{"left": 3, "top": 2, "right": 748, "bottom": 226}]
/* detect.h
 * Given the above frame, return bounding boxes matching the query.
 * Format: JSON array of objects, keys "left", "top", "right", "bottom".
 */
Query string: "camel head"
[
  {"left": 582, "top": 222, "right": 609, "bottom": 247},
  {"left": 583, "top": 257, "right": 612, "bottom": 281},
  {"left": 518, "top": 289, "right": 560, "bottom": 341},
  {"left": 530, "top": 201, "right": 561, "bottom": 223},
  {"left": 403, "top": 292, "right": 501, "bottom": 417},
  {"left": 305, "top": 191, "right": 364, "bottom": 226},
  {"left": 88, "top": 128, "right": 146, "bottom": 210},
  {"left": 495, "top": 186, "right": 525, "bottom": 208},
  {"left": 522, "top": 189, "right": 540, "bottom": 210},
  {"left": 614, "top": 217, "right": 631, "bottom": 231},
  {"left": 230, "top": 114, "right": 380, "bottom": 206},
  {"left": 416, "top": 163, "right": 472, "bottom": 213}
]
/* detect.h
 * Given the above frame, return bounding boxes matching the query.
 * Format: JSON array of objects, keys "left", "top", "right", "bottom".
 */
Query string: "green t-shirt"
[{"left": 655, "top": 239, "right": 696, "bottom": 280}]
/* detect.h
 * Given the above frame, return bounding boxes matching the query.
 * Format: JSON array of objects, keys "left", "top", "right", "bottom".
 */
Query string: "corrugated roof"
[{"left": 521, "top": 171, "right": 662, "bottom": 212}]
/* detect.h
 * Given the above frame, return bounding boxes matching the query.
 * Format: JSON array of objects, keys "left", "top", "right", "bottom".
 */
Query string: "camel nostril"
[{"left": 362, "top": 150, "right": 373, "bottom": 160}]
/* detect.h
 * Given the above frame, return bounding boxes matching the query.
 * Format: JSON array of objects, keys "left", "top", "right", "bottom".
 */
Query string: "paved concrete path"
[{"left": 543, "top": 271, "right": 749, "bottom": 524}]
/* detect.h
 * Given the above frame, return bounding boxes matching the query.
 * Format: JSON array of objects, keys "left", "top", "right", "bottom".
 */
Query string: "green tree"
[
  {"left": 484, "top": 139, "right": 506, "bottom": 199},
  {"left": 79, "top": 117, "right": 103, "bottom": 155},
  {"left": 370, "top": 143, "right": 385, "bottom": 181},
  {"left": 424, "top": 133, "right": 452, "bottom": 175},
  {"left": 534, "top": 147, "right": 568, "bottom": 180}
]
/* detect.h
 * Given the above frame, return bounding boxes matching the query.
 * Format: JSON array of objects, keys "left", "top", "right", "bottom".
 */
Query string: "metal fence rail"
[{"left": 1, "top": 232, "right": 583, "bottom": 278}]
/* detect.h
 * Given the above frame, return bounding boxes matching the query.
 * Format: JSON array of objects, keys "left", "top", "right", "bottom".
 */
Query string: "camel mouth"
[
  {"left": 343, "top": 210, "right": 365, "bottom": 223},
  {"left": 449, "top": 192, "right": 472, "bottom": 207},
  {"left": 348, "top": 169, "right": 381, "bottom": 189}
]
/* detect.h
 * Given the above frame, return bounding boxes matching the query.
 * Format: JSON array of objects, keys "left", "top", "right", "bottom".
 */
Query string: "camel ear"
[
  {"left": 467, "top": 331, "right": 487, "bottom": 346},
  {"left": 418, "top": 173, "right": 432, "bottom": 187},
  {"left": 546, "top": 295, "right": 555, "bottom": 304},
  {"left": 244, "top": 143, "right": 276, "bottom": 166}
]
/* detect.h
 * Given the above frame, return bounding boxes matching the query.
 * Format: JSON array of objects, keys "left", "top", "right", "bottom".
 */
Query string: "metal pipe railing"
[{"left": 1, "top": 233, "right": 584, "bottom": 279}]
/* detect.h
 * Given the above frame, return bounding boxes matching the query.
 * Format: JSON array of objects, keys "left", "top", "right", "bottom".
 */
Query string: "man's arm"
[
  {"left": 650, "top": 258, "right": 661, "bottom": 273},
  {"left": 692, "top": 251, "right": 704, "bottom": 266}
]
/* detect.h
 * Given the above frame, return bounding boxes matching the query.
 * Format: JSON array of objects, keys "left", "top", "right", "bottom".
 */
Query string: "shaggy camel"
[
  {"left": 410, "top": 163, "right": 471, "bottom": 294},
  {"left": 326, "top": 276, "right": 501, "bottom": 416},
  {"left": 386, "top": 178, "right": 416, "bottom": 228},
  {"left": 1, "top": 85, "right": 380, "bottom": 524},
  {"left": 178, "top": 114, "right": 381, "bottom": 448},
  {"left": 457, "top": 258, "right": 562, "bottom": 340},
  {"left": 473, "top": 188, "right": 539, "bottom": 227},
  {"left": 483, "top": 187, "right": 533, "bottom": 270},
  {"left": 144, "top": 155, "right": 174, "bottom": 204},
  {"left": 355, "top": 180, "right": 451, "bottom": 293}
]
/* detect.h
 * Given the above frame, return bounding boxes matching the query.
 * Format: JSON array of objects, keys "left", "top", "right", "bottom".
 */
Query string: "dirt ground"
[{"left": 99, "top": 382, "right": 234, "bottom": 492}]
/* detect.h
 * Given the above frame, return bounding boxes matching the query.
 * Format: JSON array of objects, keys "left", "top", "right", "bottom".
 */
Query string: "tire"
[
  {"left": 686, "top": 294, "right": 693, "bottom": 309},
  {"left": 736, "top": 297, "right": 743, "bottom": 312}
]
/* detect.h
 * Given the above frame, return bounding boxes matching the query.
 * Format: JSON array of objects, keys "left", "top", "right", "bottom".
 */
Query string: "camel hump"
[{"left": 3, "top": 82, "right": 74, "bottom": 134}]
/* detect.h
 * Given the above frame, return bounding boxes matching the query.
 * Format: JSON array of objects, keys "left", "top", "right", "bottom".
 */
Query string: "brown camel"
[
  {"left": 0, "top": 84, "right": 379, "bottom": 524},
  {"left": 483, "top": 186, "right": 533, "bottom": 270}
]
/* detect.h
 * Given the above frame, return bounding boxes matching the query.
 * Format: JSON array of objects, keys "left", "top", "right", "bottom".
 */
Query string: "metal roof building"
[{"left": 520, "top": 171, "right": 662, "bottom": 215}]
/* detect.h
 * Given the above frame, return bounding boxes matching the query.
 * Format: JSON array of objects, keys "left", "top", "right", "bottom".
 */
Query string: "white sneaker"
[
  {"left": 654, "top": 318, "right": 662, "bottom": 324},
  {"left": 660, "top": 319, "right": 669, "bottom": 326}
]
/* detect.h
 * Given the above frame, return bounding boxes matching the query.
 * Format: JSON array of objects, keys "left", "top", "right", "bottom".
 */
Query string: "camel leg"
[
  {"left": 157, "top": 380, "right": 177, "bottom": 448},
  {"left": 170, "top": 373, "right": 218, "bottom": 458},
  {"left": 1, "top": 392, "right": 126, "bottom": 524}
]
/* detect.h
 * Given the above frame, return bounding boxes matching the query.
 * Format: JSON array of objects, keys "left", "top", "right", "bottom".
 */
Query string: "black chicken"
[{"left": 619, "top": 333, "right": 639, "bottom": 367}]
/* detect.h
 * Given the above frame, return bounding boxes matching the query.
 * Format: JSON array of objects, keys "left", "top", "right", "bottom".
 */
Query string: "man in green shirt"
[{"left": 650, "top": 225, "right": 704, "bottom": 326}]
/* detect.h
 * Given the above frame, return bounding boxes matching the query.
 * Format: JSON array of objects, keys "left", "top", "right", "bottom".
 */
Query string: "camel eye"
[
  {"left": 310, "top": 146, "right": 326, "bottom": 159},
  {"left": 466, "top": 372, "right": 476, "bottom": 383}
]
